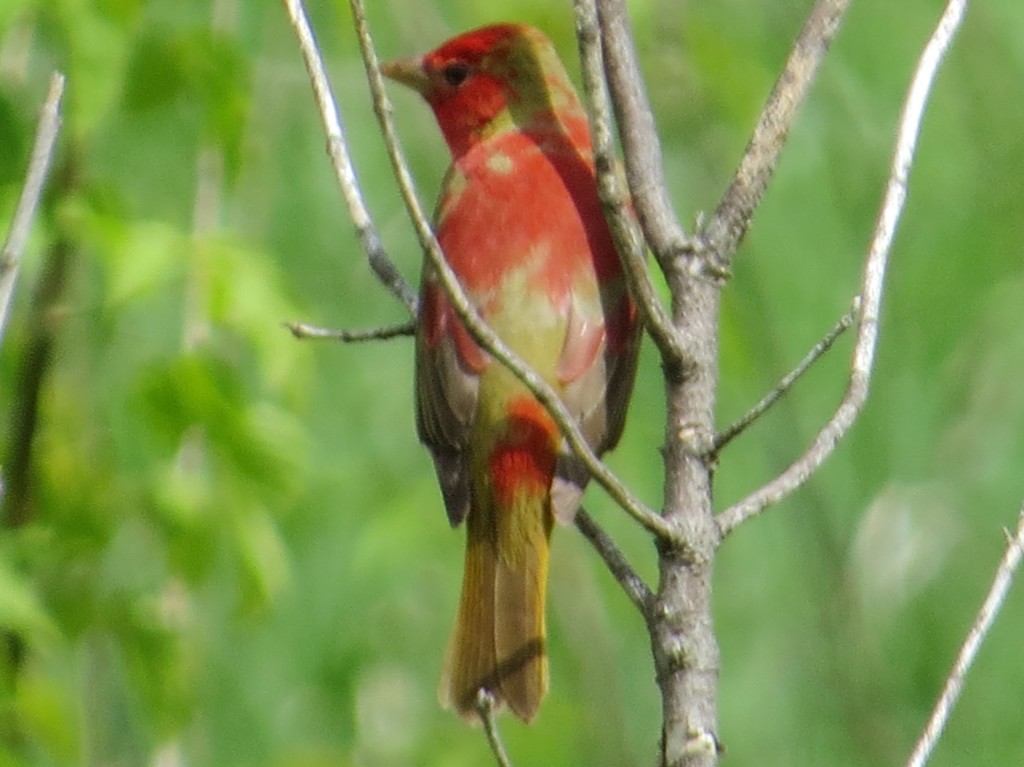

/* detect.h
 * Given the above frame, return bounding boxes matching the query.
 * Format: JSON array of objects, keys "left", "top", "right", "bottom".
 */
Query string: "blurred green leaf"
[
  {"left": 233, "top": 504, "right": 292, "bottom": 613},
  {"left": 122, "top": 27, "right": 251, "bottom": 177},
  {"left": 0, "top": 93, "right": 29, "bottom": 188},
  {"left": 0, "top": 560, "right": 58, "bottom": 648},
  {"left": 15, "top": 664, "right": 79, "bottom": 765}
]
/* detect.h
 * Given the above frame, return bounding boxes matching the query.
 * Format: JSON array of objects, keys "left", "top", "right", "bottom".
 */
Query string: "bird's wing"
[{"left": 415, "top": 269, "right": 484, "bottom": 527}]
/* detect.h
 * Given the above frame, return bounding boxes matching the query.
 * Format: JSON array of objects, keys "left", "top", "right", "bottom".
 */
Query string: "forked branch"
[
  {"left": 592, "top": 0, "right": 698, "bottom": 275},
  {"left": 716, "top": 0, "right": 969, "bottom": 539},
  {"left": 714, "top": 303, "right": 858, "bottom": 454},
  {"left": 572, "top": 0, "right": 687, "bottom": 369}
]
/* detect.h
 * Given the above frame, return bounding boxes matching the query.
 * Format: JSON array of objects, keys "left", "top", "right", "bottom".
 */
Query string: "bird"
[{"left": 382, "top": 22, "right": 640, "bottom": 723}]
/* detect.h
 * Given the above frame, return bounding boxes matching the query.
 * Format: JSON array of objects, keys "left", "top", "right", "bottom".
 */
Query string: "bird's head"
[{"left": 382, "top": 24, "right": 584, "bottom": 157}]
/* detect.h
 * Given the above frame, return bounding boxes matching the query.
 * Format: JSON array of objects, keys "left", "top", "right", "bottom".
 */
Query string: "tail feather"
[
  {"left": 441, "top": 401, "right": 556, "bottom": 723},
  {"left": 439, "top": 526, "right": 498, "bottom": 717},
  {"left": 494, "top": 521, "right": 550, "bottom": 722}
]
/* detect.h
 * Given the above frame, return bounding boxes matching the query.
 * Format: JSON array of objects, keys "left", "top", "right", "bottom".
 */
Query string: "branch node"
[
  {"left": 677, "top": 422, "right": 715, "bottom": 458},
  {"left": 681, "top": 729, "right": 721, "bottom": 758}
]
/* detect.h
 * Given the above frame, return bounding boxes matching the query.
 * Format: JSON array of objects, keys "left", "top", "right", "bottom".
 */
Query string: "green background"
[{"left": 1, "top": 0, "right": 1023, "bottom": 765}]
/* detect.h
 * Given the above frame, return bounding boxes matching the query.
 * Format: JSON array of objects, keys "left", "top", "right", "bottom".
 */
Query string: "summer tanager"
[{"left": 383, "top": 23, "right": 639, "bottom": 723}]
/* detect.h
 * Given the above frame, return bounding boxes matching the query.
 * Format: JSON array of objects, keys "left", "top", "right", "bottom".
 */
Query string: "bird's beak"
[{"left": 380, "top": 55, "right": 430, "bottom": 95}]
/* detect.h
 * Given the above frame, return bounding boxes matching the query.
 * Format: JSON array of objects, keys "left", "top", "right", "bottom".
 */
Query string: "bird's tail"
[{"left": 440, "top": 397, "right": 557, "bottom": 723}]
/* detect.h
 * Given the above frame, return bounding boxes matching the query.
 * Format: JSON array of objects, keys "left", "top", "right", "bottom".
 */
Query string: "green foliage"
[{"left": 2, "top": 1, "right": 1024, "bottom": 765}]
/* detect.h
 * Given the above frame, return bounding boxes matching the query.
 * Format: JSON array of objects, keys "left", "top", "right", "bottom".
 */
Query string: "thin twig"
[
  {"left": 713, "top": 302, "right": 858, "bottom": 453},
  {"left": 716, "top": 0, "right": 969, "bottom": 540},
  {"left": 280, "top": 0, "right": 417, "bottom": 314},
  {"left": 0, "top": 72, "right": 64, "bottom": 348},
  {"left": 285, "top": 319, "right": 414, "bottom": 341},
  {"left": 575, "top": 508, "right": 654, "bottom": 616},
  {"left": 344, "top": 0, "right": 675, "bottom": 544},
  {"left": 475, "top": 689, "right": 514, "bottom": 767},
  {"left": 347, "top": 0, "right": 438, "bottom": 274},
  {"left": 572, "top": 0, "right": 687, "bottom": 369},
  {"left": 1, "top": 149, "right": 77, "bottom": 531},
  {"left": 906, "top": 505, "right": 1024, "bottom": 767},
  {"left": 702, "top": 0, "right": 853, "bottom": 269}
]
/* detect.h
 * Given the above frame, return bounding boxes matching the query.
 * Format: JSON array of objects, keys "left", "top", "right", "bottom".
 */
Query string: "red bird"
[{"left": 383, "top": 23, "right": 639, "bottom": 723}]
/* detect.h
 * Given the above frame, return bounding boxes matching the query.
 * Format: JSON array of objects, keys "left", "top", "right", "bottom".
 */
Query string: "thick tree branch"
[
  {"left": 702, "top": 0, "right": 852, "bottom": 267},
  {"left": 907, "top": 504, "right": 1024, "bottom": 767},
  {"left": 716, "top": 0, "right": 969, "bottom": 539},
  {"left": 341, "top": 0, "right": 676, "bottom": 544},
  {"left": 591, "top": 6, "right": 723, "bottom": 765},
  {"left": 572, "top": 0, "right": 687, "bottom": 370},
  {"left": 281, "top": 0, "right": 417, "bottom": 313},
  {"left": 714, "top": 302, "right": 857, "bottom": 454},
  {"left": 0, "top": 72, "right": 64, "bottom": 349}
]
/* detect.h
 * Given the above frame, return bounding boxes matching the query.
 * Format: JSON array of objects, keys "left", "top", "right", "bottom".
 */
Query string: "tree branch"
[
  {"left": 701, "top": 0, "right": 853, "bottom": 268},
  {"left": 713, "top": 302, "right": 858, "bottom": 454},
  {"left": 342, "top": 0, "right": 676, "bottom": 544},
  {"left": 0, "top": 72, "right": 64, "bottom": 349},
  {"left": 593, "top": 0, "right": 698, "bottom": 276},
  {"left": 572, "top": 0, "right": 688, "bottom": 370},
  {"left": 575, "top": 508, "right": 654, "bottom": 617},
  {"left": 475, "top": 689, "right": 514, "bottom": 767},
  {"left": 716, "top": 0, "right": 969, "bottom": 540},
  {"left": 589, "top": 6, "right": 723, "bottom": 763},
  {"left": 906, "top": 504, "right": 1024, "bottom": 767},
  {"left": 281, "top": 0, "right": 417, "bottom": 314},
  {"left": 285, "top": 319, "right": 415, "bottom": 342}
]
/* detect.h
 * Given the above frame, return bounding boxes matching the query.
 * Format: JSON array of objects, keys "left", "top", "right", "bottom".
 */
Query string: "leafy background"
[{"left": 1, "top": 0, "right": 1023, "bottom": 765}]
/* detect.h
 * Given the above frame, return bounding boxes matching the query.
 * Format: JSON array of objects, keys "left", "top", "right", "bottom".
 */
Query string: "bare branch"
[
  {"left": 281, "top": 0, "right": 417, "bottom": 313},
  {"left": 713, "top": 302, "right": 858, "bottom": 453},
  {"left": 347, "top": 0, "right": 440, "bottom": 271},
  {"left": 716, "top": 0, "right": 969, "bottom": 540},
  {"left": 906, "top": 504, "right": 1024, "bottom": 767},
  {"left": 702, "top": 0, "right": 853, "bottom": 267},
  {"left": 572, "top": 0, "right": 687, "bottom": 370},
  {"left": 0, "top": 72, "right": 64, "bottom": 348},
  {"left": 285, "top": 319, "right": 414, "bottom": 342},
  {"left": 475, "top": 689, "right": 514, "bottom": 767},
  {"left": 593, "top": 0, "right": 698, "bottom": 276},
  {"left": 344, "top": 0, "right": 676, "bottom": 544},
  {"left": 575, "top": 508, "right": 654, "bottom": 616}
]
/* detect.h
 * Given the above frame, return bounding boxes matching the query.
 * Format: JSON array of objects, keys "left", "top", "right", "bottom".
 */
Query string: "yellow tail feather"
[{"left": 440, "top": 483, "right": 552, "bottom": 723}]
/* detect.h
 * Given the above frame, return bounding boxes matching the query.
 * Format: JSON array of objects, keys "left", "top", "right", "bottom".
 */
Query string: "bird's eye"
[{"left": 441, "top": 61, "right": 471, "bottom": 87}]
